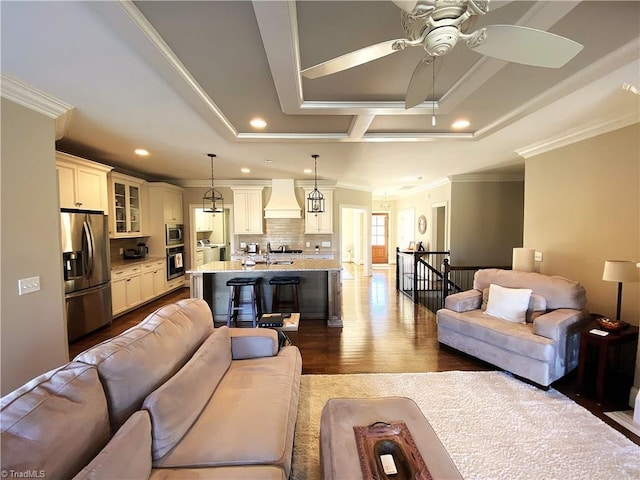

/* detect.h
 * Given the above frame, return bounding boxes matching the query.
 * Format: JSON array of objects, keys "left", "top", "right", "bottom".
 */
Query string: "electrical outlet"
[
  {"left": 240, "top": 242, "right": 246, "bottom": 248},
  {"left": 119, "top": 248, "right": 124, "bottom": 255},
  {"left": 306, "top": 242, "right": 310, "bottom": 248},
  {"left": 535, "top": 251, "right": 543, "bottom": 262},
  {"left": 18, "top": 276, "right": 40, "bottom": 296}
]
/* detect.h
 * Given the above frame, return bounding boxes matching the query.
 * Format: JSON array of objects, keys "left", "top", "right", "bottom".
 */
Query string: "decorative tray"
[
  {"left": 353, "top": 421, "right": 432, "bottom": 480},
  {"left": 595, "top": 316, "right": 629, "bottom": 332}
]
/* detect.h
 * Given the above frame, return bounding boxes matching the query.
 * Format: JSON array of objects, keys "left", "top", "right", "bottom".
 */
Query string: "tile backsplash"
[{"left": 235, "top": 218, "right": 332, "bottom": 251}]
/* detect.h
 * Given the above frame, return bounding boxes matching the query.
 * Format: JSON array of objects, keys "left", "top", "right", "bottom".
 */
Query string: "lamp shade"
[
  {"left": 602, "top": 260, "right": 639, "bottom": 283},
  {"left": 512, "top": 248, "right": 535, "bottom": 272}
]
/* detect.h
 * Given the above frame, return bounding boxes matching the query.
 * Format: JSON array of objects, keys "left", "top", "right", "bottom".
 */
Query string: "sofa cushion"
[
  {"left": 230, "top": 327, "right": 279, "bottom": 359},
  {"left": 482, "top": 287, "right": 547, "bottom": 323},
  {"left": 1, "top": 362, "right": 110, "bottom": 480},
  {"left": 485, "top": 284, "right": 532, "bottom": 323},
  {"left": 72, "top": 410, "right": 152, "bottom": 480},
  {"left": 473, "top": 269, "right": 586, "bottom": 310},
  {"left": 438, "top": 309, "right": 555, "bottom": 362},
  {"left": 154, "top": 346, "right": 302, "bottom": 477},
  {"left": 144, "top": 327, "right": 232, "bottom": 459},
  {"left": 75, "top": 298, "right": 214, "bottom": 430},
  {"left": 149, "top": 465, "right": 286, "bottom": 479},
  {"left": 445, "top": 289, "right": 482, "bottom": 313}
]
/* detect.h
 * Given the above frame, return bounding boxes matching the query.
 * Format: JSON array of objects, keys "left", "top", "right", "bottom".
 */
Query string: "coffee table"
[{"left": 320, "top": 397, "right": 462, "bottom": 480}]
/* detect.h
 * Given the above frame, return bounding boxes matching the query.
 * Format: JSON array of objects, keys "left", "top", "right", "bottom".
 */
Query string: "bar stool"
[
  {"left": 226, "top": 277, "right": 263, "bottom": 327},
  {"left": 269, "top": 276, "right": 300, "bottom": 313}
]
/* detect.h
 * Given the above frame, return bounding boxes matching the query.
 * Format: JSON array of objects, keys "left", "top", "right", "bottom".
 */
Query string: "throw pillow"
[{"left": 484, "top": 284, "right": 532, "bottom": 323}]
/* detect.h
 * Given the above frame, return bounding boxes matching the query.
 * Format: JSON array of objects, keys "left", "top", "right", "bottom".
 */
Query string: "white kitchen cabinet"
[
  {"left": 108, "top": 172, "right": 147, "bottom": 238},
  {"left": 196, "top": 250, "right": 205, "bottom": 267},
  {"left": 195, "top": 209, "right": 215, "bottom": 232},
  {"left": 56, "top": 152, "right": 112, "bottom": 211},
  {"left": 163, "top": 188, "right": 183, "bottom": 223},
  {"left": 304, "top": 189, "right": 333, "bottom": 234},
  {"left": 111, "top": 264, "right": 143, "bottom": 316},
  {"left": 142, "top": 260, "right": 165, "bottom": 301},
  {"left": 232, "top": 188, "right": 263, "bottom": 234}
]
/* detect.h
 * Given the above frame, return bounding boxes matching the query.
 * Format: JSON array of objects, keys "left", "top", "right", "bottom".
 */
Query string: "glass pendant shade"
[{"left": 307, "top": 154, "right": 325, "bottom": 214}]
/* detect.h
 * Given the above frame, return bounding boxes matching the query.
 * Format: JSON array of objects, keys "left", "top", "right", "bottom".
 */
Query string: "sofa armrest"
[
  {"left": 533, "top": 309, "right": 585, "bottom": 341},
  {"left": 444, "top": 290, "right": 482, "bottom": 313},
  {"left": 229, "top": 328, "right": 279, "bottom": 360}
]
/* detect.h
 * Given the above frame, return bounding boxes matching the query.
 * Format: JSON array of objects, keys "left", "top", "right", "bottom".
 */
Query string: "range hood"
[{"left": 264, "top": 179, "right": 301, "bottom": 219}]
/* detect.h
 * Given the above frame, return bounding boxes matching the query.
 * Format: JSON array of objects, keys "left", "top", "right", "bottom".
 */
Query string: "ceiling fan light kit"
[{"left": 301, "top": 0, "right": 583, "bottom": 111}]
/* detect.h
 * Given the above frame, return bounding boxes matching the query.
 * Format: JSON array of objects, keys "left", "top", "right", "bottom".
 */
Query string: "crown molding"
[
  {"left": 516, "top": 111, "right": 639, "bottom": 159},
  {"left": 1, "top": 75, "right": 75, "bottom": 140},
  {"left": 450, "top": 172, "right": 524, "bottom": 183},
  {"left": 394, "top": 177, "right": 451, "bottom": 198},
  {"left": 1, "top": 74, "right": 73, "bottom": 119},
  {"left": 476, "top": 38, "right": 640, "bottom": 141},
  {"left": 118, "top": 0, "right": 237, "bottom": 137}
]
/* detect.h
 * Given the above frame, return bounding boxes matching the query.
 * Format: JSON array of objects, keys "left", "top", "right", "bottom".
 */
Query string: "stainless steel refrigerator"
[{"left": 61, "top": 209, "right": 112, "bottom": 341}]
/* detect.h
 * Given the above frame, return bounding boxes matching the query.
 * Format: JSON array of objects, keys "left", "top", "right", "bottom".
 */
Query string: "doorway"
[
  {"left": 431, "top": 202, "right": 447, "bottom": 251},
  {"left": 189, "top": 204, "right": 232, "bottom": 268},
  {"left": 371, "top": 213, "right": 389, "bottom": 264},
  {"left": 340, "top": 204, "right": 371, "bottom": 276}
]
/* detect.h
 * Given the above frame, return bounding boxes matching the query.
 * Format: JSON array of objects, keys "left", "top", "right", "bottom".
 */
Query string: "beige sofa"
[
  {"left": 437, "top": 269, "right": 589, "bottom": 387},
  {"left": 1, "top": 298, "right": 302, "bottom": 480}
]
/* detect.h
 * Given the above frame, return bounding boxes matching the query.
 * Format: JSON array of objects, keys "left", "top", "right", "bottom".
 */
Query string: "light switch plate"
[
  {"left": 18, "top": 276, "right": 40, "bottom": 295},
  {"left": 321, "top": 241, "right": 331, "bottom": 247},
  {"left": 534, "top": 251, "right": 543, "bottom": 262}
]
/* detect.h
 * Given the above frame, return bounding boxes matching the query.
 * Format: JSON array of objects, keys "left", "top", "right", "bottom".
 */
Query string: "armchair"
[{"left": 437, "top": 269, "right": 589, "bottom": 387}]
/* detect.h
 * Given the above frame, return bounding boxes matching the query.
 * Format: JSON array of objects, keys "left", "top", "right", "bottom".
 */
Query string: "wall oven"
[
  {"left": 166, "top": 224, "right": 184, "bottom": 246},
  {"left": 167, "top": 246, "right": 185, "bottom": 280}
]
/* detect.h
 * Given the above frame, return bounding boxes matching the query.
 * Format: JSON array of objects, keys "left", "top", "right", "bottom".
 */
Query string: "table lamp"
[{"left": 602, "top": 260, "right": 639, "bottom": 320}]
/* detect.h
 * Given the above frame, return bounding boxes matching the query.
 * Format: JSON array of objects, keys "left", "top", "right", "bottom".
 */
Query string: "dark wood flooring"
[{"left": 70, "top": 263, "right": 639, "bottom": 445}]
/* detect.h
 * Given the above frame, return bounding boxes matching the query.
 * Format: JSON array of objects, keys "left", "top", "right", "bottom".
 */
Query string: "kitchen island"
[{"left": 187, "top": 259, "right": 342, "bottom": 327}]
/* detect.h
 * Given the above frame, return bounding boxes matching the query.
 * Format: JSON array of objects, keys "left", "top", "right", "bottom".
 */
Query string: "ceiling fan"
[{"left": 300, "top": 0, "right": 584, "bottom": 110}]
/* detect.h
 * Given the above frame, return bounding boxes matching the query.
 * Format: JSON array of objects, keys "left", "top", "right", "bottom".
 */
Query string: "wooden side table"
[{"left": 576, "top": 320, "right": 639, "bottom": 404}]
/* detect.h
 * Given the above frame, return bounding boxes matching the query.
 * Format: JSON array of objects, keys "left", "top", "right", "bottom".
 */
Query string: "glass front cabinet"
[{"left": 109, "top": 172, "right": 146, "bottom": 238}]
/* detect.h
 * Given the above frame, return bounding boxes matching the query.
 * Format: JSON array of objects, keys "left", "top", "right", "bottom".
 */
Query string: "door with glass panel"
[{"left": 371, "top": 213, "right": 388, "bottom": 264}]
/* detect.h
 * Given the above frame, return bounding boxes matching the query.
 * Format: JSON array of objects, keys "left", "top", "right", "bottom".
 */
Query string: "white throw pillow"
[{"left": 484, "top": 284, "right": 532, "bottom": 323}]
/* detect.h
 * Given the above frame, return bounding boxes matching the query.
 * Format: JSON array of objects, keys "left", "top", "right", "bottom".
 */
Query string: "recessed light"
[
  {"left": 134, "top": 148, "right": 149, "bottom": 156},
  {"left": 304, "top": 168, "right": 313, "bottom": 174},
  {"left": 241, "top": 168, "right": 250, "bottom": 173},
  {"left": 452, "top": 119, "right": 470, "bottom": 129},
  {"left": 250, "top": 118, "right": 267, "bottom": 129}
]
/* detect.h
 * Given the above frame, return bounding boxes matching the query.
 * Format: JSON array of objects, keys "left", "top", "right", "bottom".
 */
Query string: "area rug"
[{"left": 291, "top": 371, "right": 640, "bottom": 479}]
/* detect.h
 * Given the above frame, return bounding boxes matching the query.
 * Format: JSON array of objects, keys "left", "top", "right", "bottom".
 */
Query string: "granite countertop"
[
  {"left": 111, "top": 255, "right": 165, "bottom": 270},
  {"left": 188, "top": 259, "right": 341, "bottom": 274}
]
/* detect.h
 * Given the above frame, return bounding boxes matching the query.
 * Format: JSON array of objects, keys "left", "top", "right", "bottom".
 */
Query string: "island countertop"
[
  {"left": 187, "top": 259, "right": 341, "bottom": 274},
  {"left": 187, "top": 259, "right": 343, "bottom": 327}
]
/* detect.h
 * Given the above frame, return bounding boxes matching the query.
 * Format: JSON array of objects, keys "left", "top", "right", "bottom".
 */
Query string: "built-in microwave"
[{"left": 165, "top": 224, "right": 184, "bottom": 246}]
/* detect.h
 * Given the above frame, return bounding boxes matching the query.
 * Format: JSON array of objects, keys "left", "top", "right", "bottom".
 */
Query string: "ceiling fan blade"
[
  {"left": 405, "top": 57, "right": 442, "bottom": 109},
  {"left": 301, "top": 39, "right": 403, "bottom": 79},
  {"left": 469, "top": 25, "right": 583, "bottom": 68}
]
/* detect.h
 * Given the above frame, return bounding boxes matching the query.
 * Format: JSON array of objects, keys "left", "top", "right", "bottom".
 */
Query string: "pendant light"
[
  {"left": 202, "top": 153, "right": 224, "bottom": 213},
  {"left": 379, "top": 193, "right": 391, "bottom": 210},
  {"left": 307, "top": 154, "right": 325, "bottom": 214}
]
